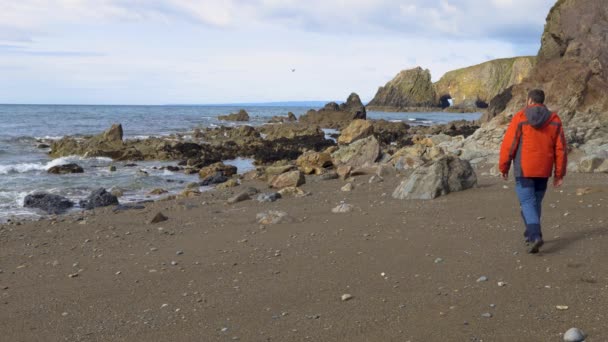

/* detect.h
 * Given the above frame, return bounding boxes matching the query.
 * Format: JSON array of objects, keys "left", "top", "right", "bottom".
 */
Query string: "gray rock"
[
  {"left": 23, "top": 192, "right": 74, "bottom": 214},
  {"left": 47, "top": 163, "right": 84, "bottom": 174},
  {"left": 256, "top": 193, "right": 281, "bottom": 203},
  {"left": 392, "top": 156, "right": 477, "bottom": 200},
  {"left": 79, "top": 188, "right": 119, "bottom": 210},
  {"left": 563, "top": 328, "right": 586, "bottom": 342},
  {"left": 477, "top": 276, "right": 488, "bottom": 282},
  {"left": 331, "top": 136, "right": 381, "bottom": 168}
]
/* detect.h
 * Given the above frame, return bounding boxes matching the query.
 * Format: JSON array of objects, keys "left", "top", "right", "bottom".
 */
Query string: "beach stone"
[
  {"left": 332, "top": 203, "right": 354, "bottom": 213},
  {"left": 341, "top": 294, "right": 353, "bottom": 301},
  {"left": 227, "top": 187, "right": 258, "bottom": 204},
  {"left": 256, "top": 193, "right": 281, "bottom": 203},
  {"left": 392, "top": 156, "right": 477, "bottom": 200},
  {"left": 332, "top": 136, "right": 381, "bottom": 168},
  {"left": 277, "top": 187, "right": 309, "bottom": 198},
  {"left": 109, "top": 165, "right": 117, "bottom": 172},
  {"left": 265, "top": 164, "right": 296, "bottom": 176},
  {"left": 110, "top": 188, "right": 125, "bottom": 197},
  {"left": 149, "top": 188, "right": 168, "bottom": 195},
  {"left": 216, "top": 179, "right": 239, "bottom": 189},
  {"left": 79, "top": 188, "right": 119, "bottom": 210},
  {"left": 201, "top": 172, "right": 228, "bottom": 186},
  {"left": 47, "top": 163, "right": 84, "bottom": 174},
  {"left": 563, "top": 328, "right": 586, "bottom": 342},
  {"left": 319, "top": 172, "right": 339, "bottom": 180},
  {"left": 477, "top": 276, "right": 488, "bottom": 282},
  {"left": 256, "top": 210, "right": 290, "bottom": 225},
  {"left": 270, "top": 170, "right": 305, "bottom": 189},
  {"left": 23, "top": 192, "right": 74, "bottom": 214},
  {"left": 199, "top": 162, "right": 238, "bottom": 179},
  {"left": 368, "top": 175, "right": 383, "bottom": 184},
  {"left": 338, "top": 119, "right": 374, "bottom": 145},
  {"left": 180, "top": 189, "right": 201, "bottom": 198},
  {"left": 296, "top": 151, "right": 333, "bottom": 175},
  {"left": 149, "top": 212, "right": 168, "bottom": 224},
  {"left": 578, "top": 155, "right": 604, "bottom": 173},
  {"left": 336, "top": 165, "right": 353, "bottom": 179},
  {"left": 341, "top": 183, "right": 354, "bottom": 192},
  {"left": 481, "top": 313, "right": 493, "bottom": 318}
]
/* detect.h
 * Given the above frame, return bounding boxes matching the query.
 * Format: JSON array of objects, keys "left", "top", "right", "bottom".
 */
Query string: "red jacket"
[{"left": 499, "top": 104, "right": 567, "bottom": 179}]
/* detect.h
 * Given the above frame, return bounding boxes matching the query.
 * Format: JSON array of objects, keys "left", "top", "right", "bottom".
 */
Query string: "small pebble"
[
  {"left": 434, "top": 258, "right": 443, "bottom": 264},
  {"left": 481, "top": 312, "right": 493, "bottom": 318},
  {"left": 176, "top": 251, "right": 184, "bottom": 255},
  {"left": 341, "top": 294, "right": 353, "bottom": 301},
  {"left": 563, "top": 327, "right": 585, "bottom": 342},
  {"left": 477, "top": 276, "right": 488, "bottom": 282}
]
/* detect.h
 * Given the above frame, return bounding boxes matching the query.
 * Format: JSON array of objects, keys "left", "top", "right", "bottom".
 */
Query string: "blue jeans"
[{"left": 515, "top": 177, "right": 548, "bottom": 242}]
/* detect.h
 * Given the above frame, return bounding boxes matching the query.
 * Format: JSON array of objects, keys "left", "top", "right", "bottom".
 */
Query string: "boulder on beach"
[
  {"left": 79, "top": 188, "right": 119, "bottom": 210},
  {"left": 23, "top": 192, "right": 74, "bottom": 214},
  {"left": 392, "top": 156, "right": 477, "bottom": 200},
  {"left": 47, "top": 163, "right": 84, "bottom": 174},
  {"left": 299, "top": 93, "right": 366, "bottom": 129},
  {"left": 200, "top": 172, "right": 229, "bottom": 186},
  {"left": 338, "top": 119, "right": 374, "bottom": 145},
  {"left": 218, "top": 109, "right": 250, "bottom": 122},
  {"left": 296, "top": 151, "right": 333, "bottom": 175},
  {"left": 270, "top": 170, "right": 305, "bottom": 189},
  {"left": 331, "top": 136, "right": 381, "bottom": 168}
]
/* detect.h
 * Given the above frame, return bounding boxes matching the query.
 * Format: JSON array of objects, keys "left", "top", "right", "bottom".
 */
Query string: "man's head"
[{"left": 527, "top": 89, "right": 545, "bottom": 105}]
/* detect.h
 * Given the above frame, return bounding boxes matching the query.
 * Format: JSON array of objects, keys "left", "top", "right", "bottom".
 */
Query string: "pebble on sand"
[
  {"left": 332, "top": 203, "right": 354, "bottom": 213},
  {"left": 476, "top": 276, "right": 488, "bottom": 282},
  {"left": 341, "top": 294, "right": 353, "bottom": 301},
  {"left": 563, "top": 327, "right": 586, "bottom": 342}
]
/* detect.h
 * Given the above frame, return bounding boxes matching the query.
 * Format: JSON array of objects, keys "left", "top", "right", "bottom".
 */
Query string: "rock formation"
[
  {"left": 218, "top": 109, "right": 250, "bottom": 122},
  {"left": 299, "top": 93, "right": 366, "bottom": 129},
  {"left": 434, "top": 57, "right": 536, "bottom": 110},
  {"left": 367, "top": 67, "right": 437, "bottom": 111}
]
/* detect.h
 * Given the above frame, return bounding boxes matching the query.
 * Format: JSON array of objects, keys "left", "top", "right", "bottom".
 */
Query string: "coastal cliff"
[
  {"left": 434, "top": 57, "right": 536, "bottom": 110},
  {"left": 367, "top": 58, "right": 535, "bottom": 112},
  {"left": 366, "top": 67, "right": 437, "bottom": 111}
]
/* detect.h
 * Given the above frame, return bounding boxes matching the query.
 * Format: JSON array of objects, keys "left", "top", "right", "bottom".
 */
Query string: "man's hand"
[
  {"left": 554, "top": 177, "right": 564, "bottom": 188},
  {"left": 501, "top": 172, "right": 509, "bottom": 180}
]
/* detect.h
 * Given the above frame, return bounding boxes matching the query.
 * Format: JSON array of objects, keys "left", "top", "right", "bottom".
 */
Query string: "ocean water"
[{"left": 0, "top": 104, "right": 481, "bottom": 221}]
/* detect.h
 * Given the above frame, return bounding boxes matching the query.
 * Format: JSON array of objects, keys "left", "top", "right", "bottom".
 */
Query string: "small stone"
[
  {"left": 161, "top": 303, "right": 169, "bottom": 308},
  {"left": 434, "top": 258, "right": 443, "bottom": 264},
  {"left": 332, "top": 203, "right": 354, "bottom": 213},
  {"left": 221, "top": 327, "right": 228, "bottom": 333},
  {"left": 497, "top": 281, "right": 507, "bottom": 287},
  {"left": 563, "top": 328, "right": 586, "bottom": 342},
  {"left": 481, "top": 312, "right": 493, "bottom": 318},
  {"left": 115, "top": 271, "right": 121, "bottom": 275},
  {"left": 149, "top": 212, "right": 168, "bottom": 224},
  {"left": 341, "top": 294, "right": 353, "bottom": 301},
  {"left": 176, "top": 251, "right": 184, "bottom": 255},
  {"left": 171, "top": 261, "right": 178, "bottom": 266},
  {"left": 556, "top": 305, "right": 569, "bottom": 311},
  {"left": 68, "top": 273, "right": 78, "bottom": 278},
  {"left": 62, "top": 312, "right": 68, "bottom": 317},
  {"left": 477, "top": 276, "right": 488, "bottom": 282},
  {"left": 341, "top": 183, "right": 354, "bottom": 192},
  {"left": 109, "top": 165, "right": 117, "bottom": 172}
]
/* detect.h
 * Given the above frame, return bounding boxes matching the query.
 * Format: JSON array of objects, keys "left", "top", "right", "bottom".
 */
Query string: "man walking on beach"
[{"left": 499, "top": 89, "right": 567, "bottom": 254}]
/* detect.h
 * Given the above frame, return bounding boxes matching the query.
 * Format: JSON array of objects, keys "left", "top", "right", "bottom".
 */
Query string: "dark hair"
[{"left": 528, "top": 89, "right": 545, "bottom": 104}]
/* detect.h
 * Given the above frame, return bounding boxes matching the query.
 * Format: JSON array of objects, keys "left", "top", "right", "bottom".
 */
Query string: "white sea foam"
[{"left": 0, "top": 156, "right": 113, "bottom": 175}]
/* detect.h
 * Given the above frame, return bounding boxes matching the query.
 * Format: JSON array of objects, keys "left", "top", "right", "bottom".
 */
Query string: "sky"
[{"left": 0, "top": 0, "right": 557, "bottom": 105}]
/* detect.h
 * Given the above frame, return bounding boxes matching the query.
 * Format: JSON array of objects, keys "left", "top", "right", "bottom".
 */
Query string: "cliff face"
[
  {"left": 483, "top": 0, "right": 608, "bottom": 136},
  {"left": 367, "top": 67, "right": 437, "bottom": 111},
  {"left": 434, "top": 57, "right": 536, "bottom": 109}
]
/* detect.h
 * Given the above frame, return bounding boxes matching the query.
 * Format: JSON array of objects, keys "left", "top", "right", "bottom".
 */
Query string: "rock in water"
[
  {"left": 79, "top": 188, "right": 119, "bottom": 210},
  {"left": 218, "top": 109, "right": 250, "bottom": 122},
  {"left": 200, "top": 172, "right": 228, "bottom": 186},
  {"left": 149, "top": 212, "right": 168, "bottom": 224},
  {"left": 23, "top": 193, "right": 74, "bottom": 214},
  {"left": 563, "top": 328, "right": 586, "bottom": 342},
  {"left": 338, "top": 119, "right": 374, "bottom": 145},
  {"left": 270, "top": 170, "right": 305, "bottom": 189},
  {"left": 103, "top": 123, "right": 123, "bottom": 142},
  {"left": 331, "top": 136, "right": 381, "bottom": 168},
  {"left": 392, "top": 156, "right": 477, "bottom": 200},
  {"left": 198, "top": 162, "right": 238, "bottom": 179},
  {"left": 367, "top": 67, "right": 438, "bottom": 111},
  {"left": 299, "top": 93, "right": 366, "bottom": 129},
  {"left": 47, "top": 163, "right": 84, "bottom": 174}
]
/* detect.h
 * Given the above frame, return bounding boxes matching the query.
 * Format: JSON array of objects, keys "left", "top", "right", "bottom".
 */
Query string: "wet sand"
[{"left": 1, "top": 170, "right": 607, "bottom": 341}]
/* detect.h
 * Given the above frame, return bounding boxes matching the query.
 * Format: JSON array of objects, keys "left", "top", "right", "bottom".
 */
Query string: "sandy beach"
[{"left": 1, "top": 168, "right": 607, "bottom": 341}]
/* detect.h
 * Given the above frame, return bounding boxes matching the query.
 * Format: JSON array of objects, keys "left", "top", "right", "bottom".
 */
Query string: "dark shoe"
[{"left": 528, "top": 239, "right": 544, "bottom": 254}]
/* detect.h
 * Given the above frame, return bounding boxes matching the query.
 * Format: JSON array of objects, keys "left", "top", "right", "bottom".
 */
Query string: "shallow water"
[{"left": 0, "top": 104, "right": 481, "bottom": 221}]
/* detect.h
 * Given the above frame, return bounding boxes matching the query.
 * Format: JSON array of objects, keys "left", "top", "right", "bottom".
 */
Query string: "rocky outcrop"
[
  {"left": 392, "top": 156, "right": 477, "bottom": 200},
  {"left": 79, "top": 188, "right": 119, "bottom": 210},
  {"left": 23, "top": 193, "right": 74, "bottom": 214},
  {"left": 268, "top": 112, "right": 297, "bottom": 123},
  {"left": 198, "top": 162, "right": 237, "bottom": 179},
  {"left": 338, "top": 119, "right": 374, "bottom": 145},
  {"left": 435, "top": 57, "right": 536, "bottom": 110},
  {"left": 299, "top": 93, "right": 366, "bottom": 129},
  {"left": 47, "top": 163, "right": 84, "bottom": 174},
  {"left": 296, "top": 151, "right": 333, "bottom": 175},
  {"left": 218, "top": 109, "right": 250, "bottom": 122},
  {"left": 367, "top": 67, "right": 438, "bottom": 111}
]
